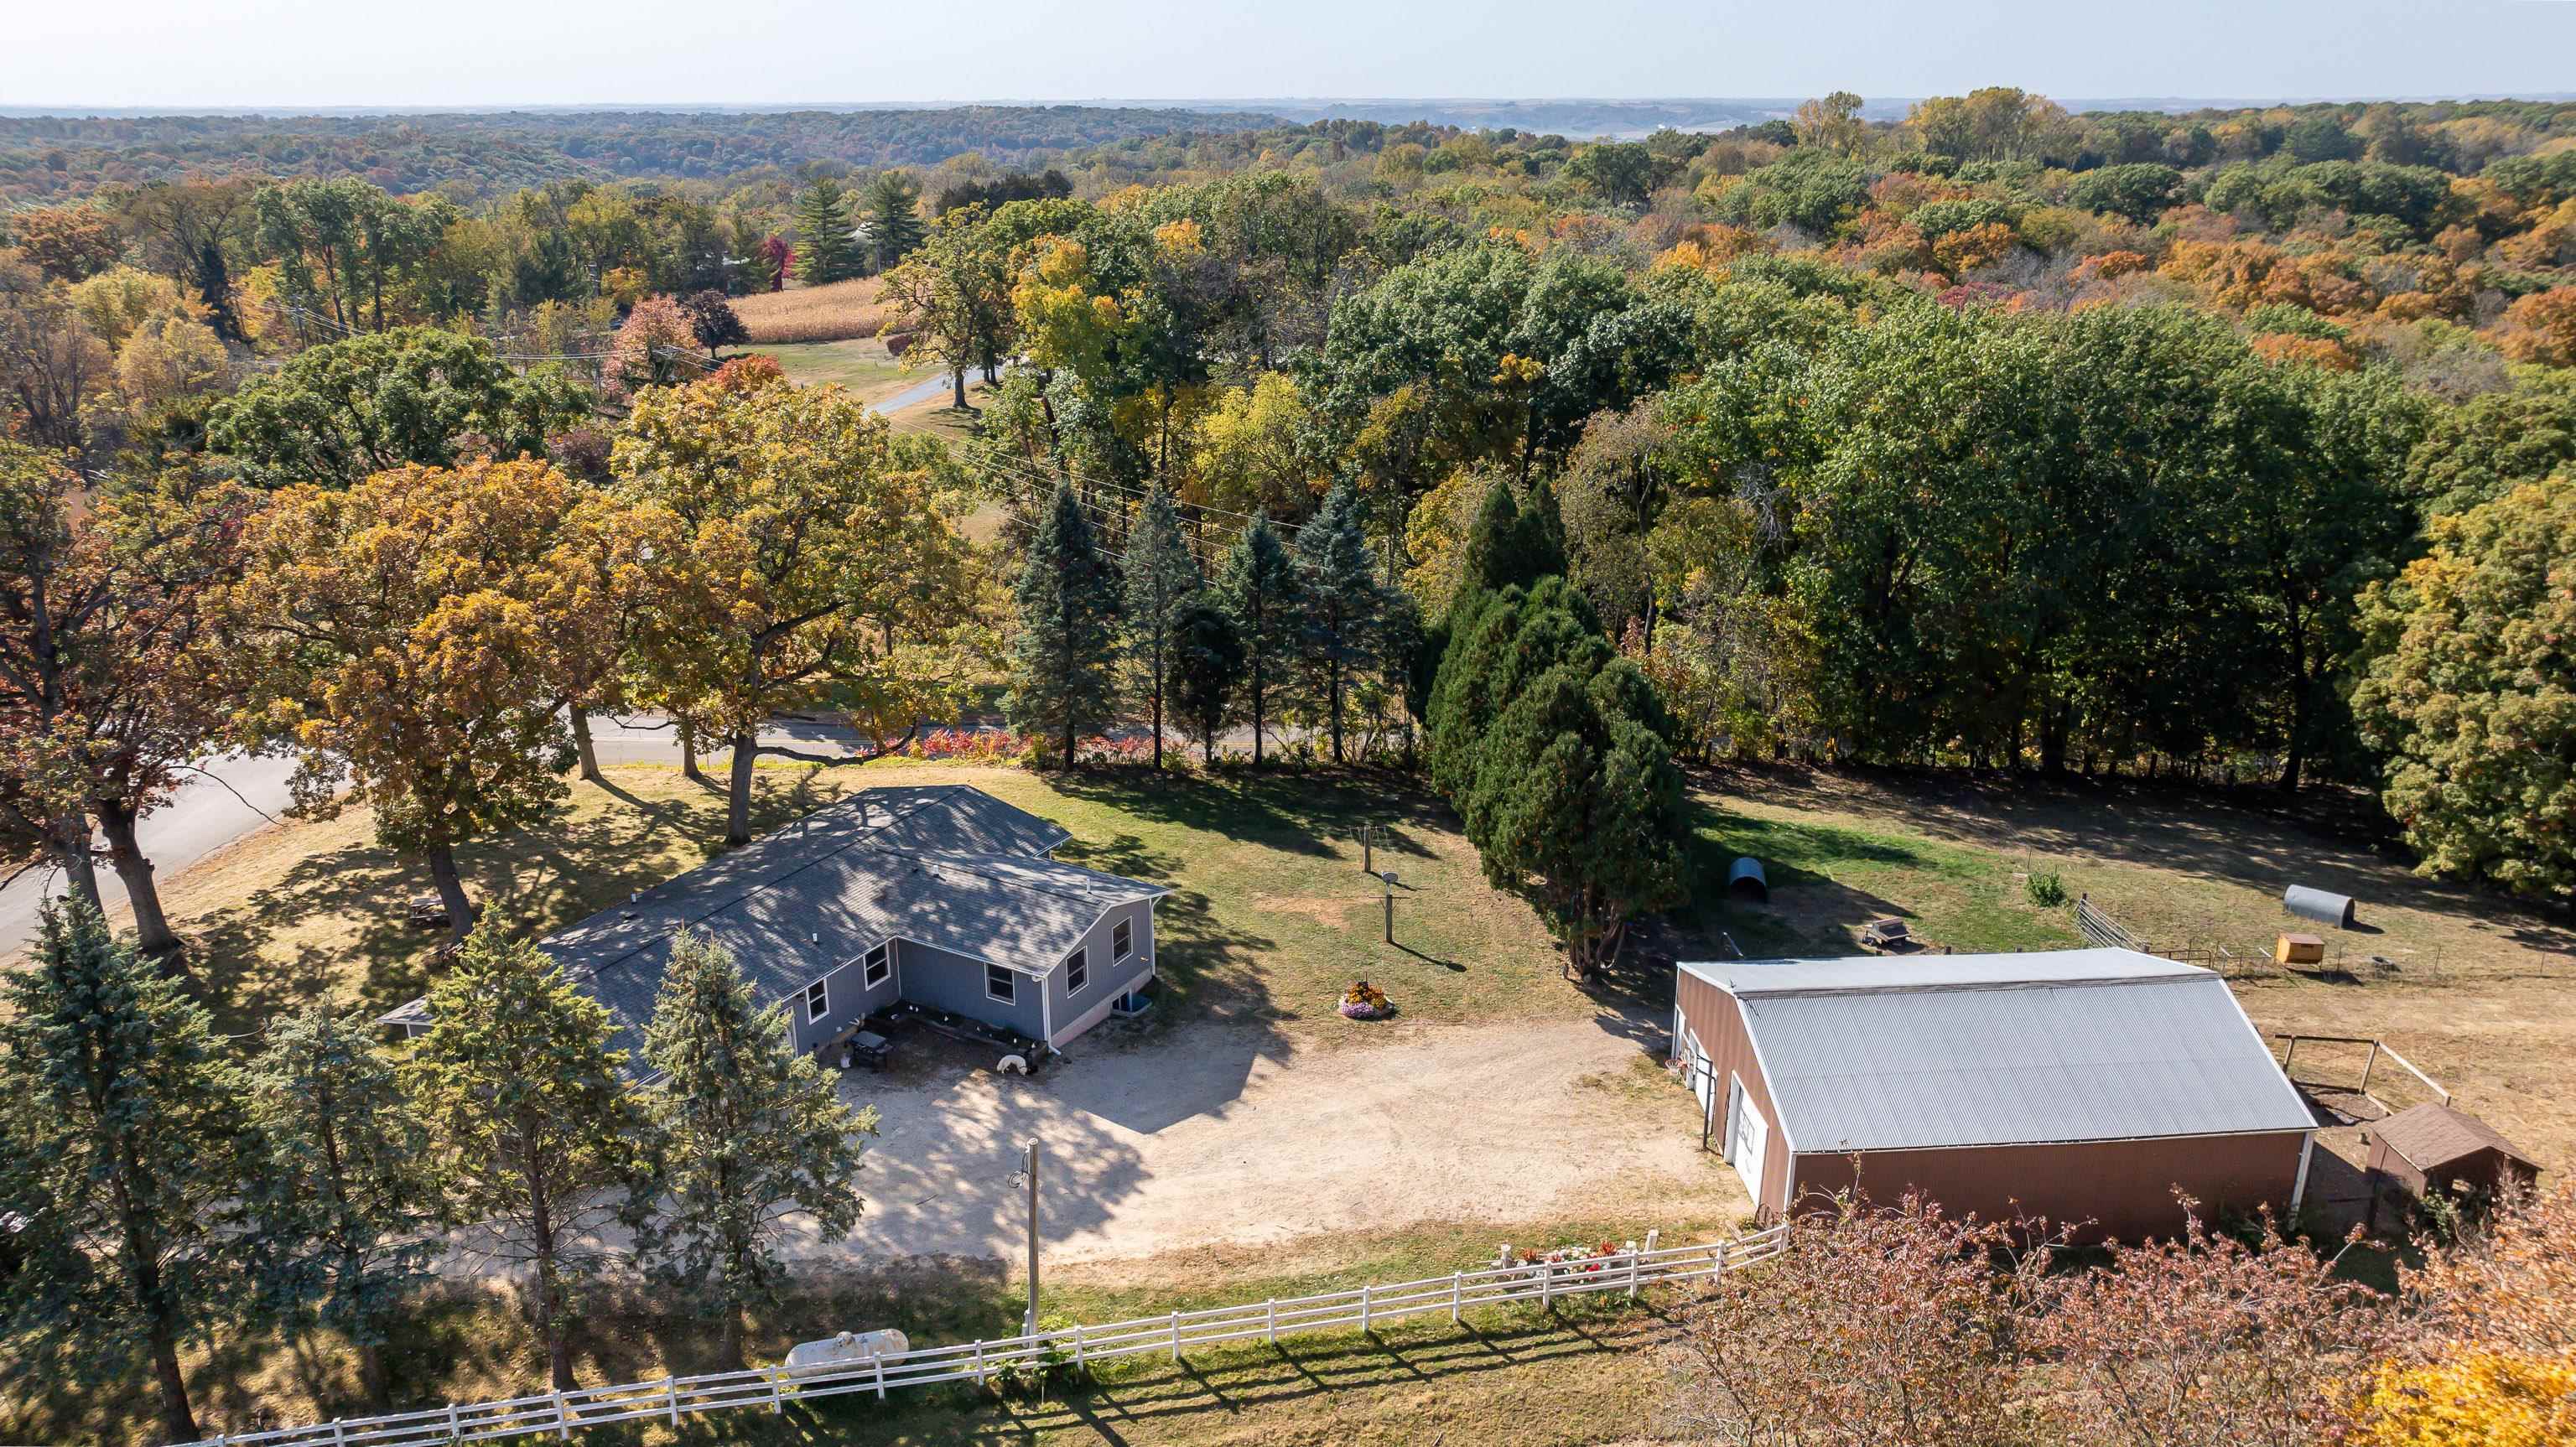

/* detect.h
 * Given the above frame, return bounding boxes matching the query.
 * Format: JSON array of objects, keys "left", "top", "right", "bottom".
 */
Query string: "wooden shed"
[
  {"left": 2364, "top": 1102, "right": 2540, "bottom": 1201},
  {"left": 1671, "top": 950, "right": 2319, "bottom": 1240}
]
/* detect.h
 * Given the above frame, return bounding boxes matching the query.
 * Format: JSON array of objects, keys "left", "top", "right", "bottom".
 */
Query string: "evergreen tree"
[
  {"left": 0, "top": 900, "right": 244, "bottom": 1443},
  {"left": 1006, "top": 484, "right": 1123, "bottom": 765},
  {"left": 1293, "top": 483, "right": 1391, "bottom": 764},
  {"left": 1462, "top": 658, "right": 1688, "bottom": 979},
  {"left": 861, "top": 171, "right": 927, "bottom": 274},
  {"left": 792, "top": 178, "right": 861, "bottom": 287},
  {"left": 242, "top": 1007, "right": 438, "bottom": 1410},
  {"left": 406, "top": 922, "right": 652, "bottom": 1393},
  {"left": 1217, "top": 516, "right": 1301, "bottom": 765},
  {"left": 1122, "top": 484, "right": 1202, "bottom": 768},
  {"left": 637, "top": 931, "right": 875, "bottom": 1372},
  {"left": 1172, "top": 599, "right": 1244, "bottom": 765}
]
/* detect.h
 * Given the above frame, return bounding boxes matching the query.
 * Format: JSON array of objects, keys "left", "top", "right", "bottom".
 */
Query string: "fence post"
[
  {"left": 1074, "top": 1324, "right": 1087, "bottom": 1369},
  {"left": 552, "top": 1389, "right": 569, "bottom": 1441},
  {"left": 332, "top": 1419, "right": 346, "bottom": 1447},
  {"left": 1450, "top": 1270, "right": 1462, "bottom": 1325},
  {"left": 666, "top": 1376, "right": 679, "bottom": 1426},
  {"left": 1540, "top": 1258, "right": 1553, "bottom": 1310},
  {"left": 1360, "top": 1283, "right": 1373, "bottom": 1335},
  {"left": 767, "top": 1368, "right": 782, "bottom": 1414},
  {"left": 1265, "top": 1299, "right": 1276, "bottom": 1346},
  {"left": 974, "top": 1340, "right": 985, "bottom": 1387},
  {"left": 447, "top": 1403, "right": 461, "bottom": 1439},
  {"left": 874, "top": 1347, "right": 887, "bottom": 1401},
  {"left": 1626, "top": 1247, "right": 1642, "bottom": 1300},
  {"left": 1170, "top": 1309, "right": 1182, "bottom": 1361}
]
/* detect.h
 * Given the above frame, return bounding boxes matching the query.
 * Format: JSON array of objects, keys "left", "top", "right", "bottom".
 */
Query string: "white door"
[{"left": 1728, "top": 1081, "right": 1769, "bottom": 1206}]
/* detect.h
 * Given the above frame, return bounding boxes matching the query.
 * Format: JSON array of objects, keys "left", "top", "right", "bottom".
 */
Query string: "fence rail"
[{"left": 182, "top": 1226, "right": 1788, "bottom": 1447}]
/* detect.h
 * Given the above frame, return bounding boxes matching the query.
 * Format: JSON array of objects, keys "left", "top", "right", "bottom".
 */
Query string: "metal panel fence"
[{"left": 180, "top": 1225, "right": 1789, "bottom": 1447}]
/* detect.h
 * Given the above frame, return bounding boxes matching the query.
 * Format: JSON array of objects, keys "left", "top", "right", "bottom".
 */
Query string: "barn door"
[{"left": 1728, "top": 1083, "right": 1769, "bottom": 1206}]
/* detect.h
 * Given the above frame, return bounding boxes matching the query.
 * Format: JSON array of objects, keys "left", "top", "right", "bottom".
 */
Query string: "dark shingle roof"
[
  {"left": 387, "top": 786, "right": 1164, "bottom": 1065},
  {"left": 2373, "top": 1102, "right": 2538, "bottom": 1172}
]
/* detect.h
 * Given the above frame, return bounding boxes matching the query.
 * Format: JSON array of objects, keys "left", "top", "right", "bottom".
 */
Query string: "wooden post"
[
  {"left": 447, "top": 1404, "right": 461, "bottom": 1439},
  {"left": 1451, "top": 1270, "right": 1463, "bottom": 1325},
  {"left": 332, "top": 1419, "right": 346, "bottom": 1447},
  {"left": 1075, "top": 1324, "right": 1087, "bottom": 1369},
  {"left": 1360, "top": 1283, "right": 1373, "bottom": 1335},
  {"left": 2283, "top": 1035, "right": 2299, "bottom": 1078},
  {"left": 1626, "top": 1248, "right": 1642, "bottom": 1300},
  {"left": 1170, "top": 1309, "right": 1182, "bottom": 1361},
  {"left": 552, "top": 1389, "right": 569, "bottom": 1441},
  {"left": 666, "top": 1377, "right": 679, "bottom": 1426},
  {"left": 1540, "top": 1259, "right": 1553, "bottom": 1309},
  {"left": 2361, "top": 1040, "right": 2381, "bottom": 1098},
  {"left": 1265, "top": 1299, "right": 1276, "bottom": 1345},
  {"left": 974, "top": 1340, "right": 985, "bottom": 1387},
  {"left": 767, "top": 1369, "right": 783, "bottom": 1414}
]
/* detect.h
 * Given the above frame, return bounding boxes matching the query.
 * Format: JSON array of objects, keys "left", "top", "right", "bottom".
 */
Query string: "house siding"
[
  {"left": 1674, "top": 971, "right": 1794, "bottom": 1216},
  {"left": 789, "top": 941, "right": 906, "bottom": 1054},
  {"left": 1792, "top": 1130, "right": 2311, "bottom": 1242},
  {"left": 1046, "top": 900, "right": 1157, "bottom": 1048},
  {"left": 901, "top": 941, "right": 1046, "bottom": 1041}
]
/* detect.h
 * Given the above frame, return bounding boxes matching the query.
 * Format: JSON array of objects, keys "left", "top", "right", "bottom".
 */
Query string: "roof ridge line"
[
  {"left": 1736, "top": 973, "right": 2210, "bottom": 1000},
  {"left": 870, "top": 843, "right": 1149, "bottom": 903}
]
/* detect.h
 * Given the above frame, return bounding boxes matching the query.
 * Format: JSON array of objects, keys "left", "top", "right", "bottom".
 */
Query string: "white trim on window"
[
  {"left": 1112, "top": 918, "right": 1132, "bottom": 961},
  {"left": 1066, "top": 947, "right": 1088, "bottom": 994},
  {"left": 984, "top": 962, "right": 1016, "bottom": 1004},
  {"left": 803, "top": 978, "right": 828, "bottom": 1024},
  {"left": 863, "top": 941, "right": 891, "bottom": 988}
]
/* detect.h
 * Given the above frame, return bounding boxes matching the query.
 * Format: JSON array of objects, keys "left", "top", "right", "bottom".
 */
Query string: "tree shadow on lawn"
[{"left": 1049, "top": 765, "right": 1452, "bottom": 864}]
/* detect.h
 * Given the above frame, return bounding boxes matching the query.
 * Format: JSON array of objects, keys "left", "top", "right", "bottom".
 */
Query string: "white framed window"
[
  {"left": 985, "top": 962, "right": 1015, "bottom": 1004},
  {"left": 863, "top": 942, "right": 891, "bottom": 988},
  {"left": 803, "top": 978, "right": 828, "bottom": 1023},
  {"left": 1112, "top": 918, "right": 1133, "bottom": 961},
  {"left": 1065, "top": 947, "right": 1088, "bottom": 994}
]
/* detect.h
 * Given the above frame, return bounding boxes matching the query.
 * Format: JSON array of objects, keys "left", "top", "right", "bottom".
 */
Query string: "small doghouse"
[
  {"left": 1727, "top": 857, "right": 1769, "bottom": 902},
  {"left": 2366, "top": 1102, "right": 2540, "bottom": 1203},
  {"left": 2275, "top": 932, "right": 2326, "bottom": 965},
  {"left": 2283, "top": 884, "right": 2357, "bottom": 930}
]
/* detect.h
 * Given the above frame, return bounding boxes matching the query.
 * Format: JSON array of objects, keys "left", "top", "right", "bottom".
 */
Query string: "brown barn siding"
[
  {"left": 1791, "top": 1130, "right": 2310, "bottom": 1242},
  {"left": 1674, "top": 974, "right": 1794, "bottom": 1214}
]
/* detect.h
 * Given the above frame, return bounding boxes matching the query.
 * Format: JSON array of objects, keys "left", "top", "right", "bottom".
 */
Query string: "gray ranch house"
[{"left": 383, "top": 785, "right": 1168, "bottom": 1068}]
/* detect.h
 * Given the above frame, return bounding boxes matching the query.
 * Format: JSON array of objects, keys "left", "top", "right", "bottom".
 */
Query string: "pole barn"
[{"left": 1670, "top": 949, "right": 2318, "bottom": 1241}]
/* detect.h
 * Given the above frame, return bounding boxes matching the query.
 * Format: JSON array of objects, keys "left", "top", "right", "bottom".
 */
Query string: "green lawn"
[{"left": 745, "top": 339, "right": 915, "bottom": 399}]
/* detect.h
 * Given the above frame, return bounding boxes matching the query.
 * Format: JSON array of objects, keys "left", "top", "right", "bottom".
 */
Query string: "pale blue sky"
[{"left": 8, "top": 0, "right": 2575, "bottom": 110}]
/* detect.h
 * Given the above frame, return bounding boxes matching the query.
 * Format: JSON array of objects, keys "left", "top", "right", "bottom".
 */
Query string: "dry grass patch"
[{"left": 730, "top": 277, "right": 888, "bottom": 342}]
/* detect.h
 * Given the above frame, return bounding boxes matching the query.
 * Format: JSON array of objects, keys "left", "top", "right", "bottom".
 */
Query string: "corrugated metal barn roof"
[{"left": 1679, "top": 950, "right": 2316, "bottom": 1153}]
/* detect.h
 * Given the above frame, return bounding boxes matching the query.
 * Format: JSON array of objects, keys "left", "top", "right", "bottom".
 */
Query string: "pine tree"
[
  {"left": 1172, "top": 599, "right": 1244, "bottom": 765},
  {"left": 1217, "top": 515, "right": 1301, "bottom": 765},
  {"left": 405, "top": 923, "right": 652, "bottom": 1393},
  {"left": 861, "top": 172, "right": 927, "bottom": 274},
  {"left": 0, "top": 900, "right": 244, "bottom": 1443},
  {"left": 1294, "top": 483, "right": 1391, "bottom": 764},
  {"left": 792, "top": 178, "right": 861, "bottom": 287},
  {"left": 1006, "top": 484, "right": 1123, "bottom": 766},
  {"left": 637, "top": 931, "right": 875, "bottom": 1372},
  {"left": 242, "top": 1008, "right": 438, "bottom": 1410},
  {"left": 1123, "top": 484, "right": 1202, "bottom": 768}
]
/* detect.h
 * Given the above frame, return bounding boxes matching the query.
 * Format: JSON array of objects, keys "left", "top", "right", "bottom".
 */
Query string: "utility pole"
[{"left": 1023, "top": 1140, "right": 1041, "bottom": 1335}]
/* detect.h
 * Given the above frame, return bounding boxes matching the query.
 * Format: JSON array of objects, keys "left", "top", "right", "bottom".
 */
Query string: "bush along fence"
[{"left": 178, "top": 1224, "right": 1789, "bottom": 1447}]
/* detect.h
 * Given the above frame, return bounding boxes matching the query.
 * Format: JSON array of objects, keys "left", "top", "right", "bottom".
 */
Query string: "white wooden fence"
[{"left": 181, "top": 1225, "right": 1789, "bottom": 1447}]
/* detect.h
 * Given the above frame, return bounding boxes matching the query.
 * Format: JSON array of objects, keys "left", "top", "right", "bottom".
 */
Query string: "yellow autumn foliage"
[{"left": 2347, "top": 1350, "right": 2576, "bottom": 1447}]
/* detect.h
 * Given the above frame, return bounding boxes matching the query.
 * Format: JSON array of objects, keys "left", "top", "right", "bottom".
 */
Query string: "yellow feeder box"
[{"left": 2276, "top": 932, "right": 2326, "bottom": 966}]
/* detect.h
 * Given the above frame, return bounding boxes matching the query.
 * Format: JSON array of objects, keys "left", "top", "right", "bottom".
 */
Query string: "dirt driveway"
[{"left": 776, "top": 1015, "right": 1738, "bottom": 1266}]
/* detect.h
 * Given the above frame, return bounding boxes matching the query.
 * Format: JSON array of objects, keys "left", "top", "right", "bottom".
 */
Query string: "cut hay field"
[{"left": 730, "top": 276, "right": 888, "bottom": 343}]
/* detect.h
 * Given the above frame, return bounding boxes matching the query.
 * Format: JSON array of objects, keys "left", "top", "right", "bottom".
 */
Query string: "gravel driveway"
[{"left": 771, "top": 1014, "right": 1733, "bottom": 1266}]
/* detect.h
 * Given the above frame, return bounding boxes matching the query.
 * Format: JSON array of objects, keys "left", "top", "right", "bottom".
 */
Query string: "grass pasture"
[
  {"left": 746, "top": 336, "right": 914, "bottom": 401},
  {"left": 730, "top": 277, "right": 889, "bottom": 343}
]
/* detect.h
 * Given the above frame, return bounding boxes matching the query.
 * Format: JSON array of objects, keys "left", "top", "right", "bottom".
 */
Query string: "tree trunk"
[
  {"left": 952, "top": 365, "right": 967, "bottom": 410},
  {"left": 93, "top": 802, "right": 179, "bottom": 959},
  {"left": 1250, "top": 653, "right": 1265, "bottom": 766},
  {"left": 358, "top": 1338, "right": 391, "bottom": 1412},
  {"left": 718, "top": 1302, "right": 749, "bottom": 1374},
  {"left": 679, "top": 719, "right": 704, "bottom": 783},
  {"left": 569, "top": 710, "right": 603, "bottom": 784},
  {"left": 425, "top": 843, "right": 475, "bottom": 942},
  {"left": 727, "top": 732, "right": 759, "bottom": 845},
  {"left": 1330, "top": 670, "right": 1346, "bottom": 765},
  {"left": 1062, "top": 713, "right": 1077, "bottom": 772},
  {"left": 1150, "top": 649, "right": 1165, "bottom": 770},
  {"left": 49, "top": 810, "right": 103, "bottom": 919},
  {"left": 148, "top": 1315, "right": 199, "bottom": 1444}
]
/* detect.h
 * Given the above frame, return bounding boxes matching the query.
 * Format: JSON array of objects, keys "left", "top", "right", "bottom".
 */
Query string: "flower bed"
[
  {"left": 1338, "top": 979, "right": 1393, "bottom": 1020},
  {"left": 1499, "top": 1240, "right": 1635, "bottom": 1271}
]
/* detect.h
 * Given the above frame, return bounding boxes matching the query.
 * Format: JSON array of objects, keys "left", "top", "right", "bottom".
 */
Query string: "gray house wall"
[
  {"left": 901, "top": 941, "right": 1047, "bottom": 1041},
  {"left": 789, "top": 941, "right": 906, "bottom": 1053},
  {"left": 1044, "top": 900, "right": 1157, "bottom": 1047}
]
